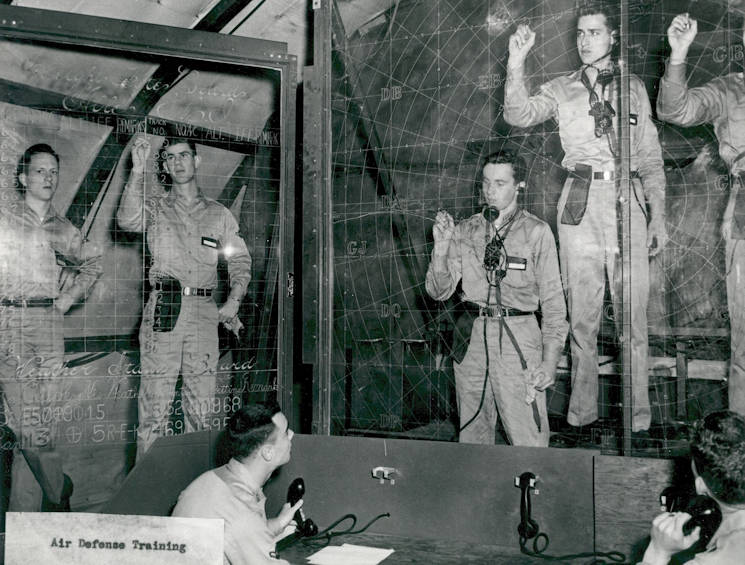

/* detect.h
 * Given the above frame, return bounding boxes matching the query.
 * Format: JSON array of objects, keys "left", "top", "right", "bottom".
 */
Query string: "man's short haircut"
[
  {"left": 162, "top": 136, "right": 197, "bottom": 155},
  {"left": 158, "top": 135, "right": 197, "bottom": 180},
  {"left": 16, "top": 143, "right": 60, "bottom": 192},
  {"left": 577, "top": 1, "right": 619, "bottom": 34},
  {"left": 226, "top": 402, "right": 282, "bottom": 461},
  {"left": 482, "top": 150, "right": 527, "bottom": 184},
  {"left": 690, "top": 410, "right": 745, "bottom": 505}
]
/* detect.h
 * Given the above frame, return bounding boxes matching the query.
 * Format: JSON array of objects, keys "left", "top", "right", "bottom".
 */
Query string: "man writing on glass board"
[{"left": 117, "top": 135, "right": 251, "bottom": 459}]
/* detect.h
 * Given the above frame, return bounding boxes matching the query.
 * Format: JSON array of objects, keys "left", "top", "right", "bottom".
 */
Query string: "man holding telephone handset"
[
  {"left": 639, "top": 410, "right": 745, "bottom": 564},
  {"left": 173, "top": 402, "right": 302, "bottom": 564},
  {"left": 425, "top": 150, "right": 567, "bottom": 447}
]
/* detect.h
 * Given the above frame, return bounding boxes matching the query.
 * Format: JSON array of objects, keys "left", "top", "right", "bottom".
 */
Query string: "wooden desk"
[{"left": 277, "top": 532, "right": 578, "bottom": 564}]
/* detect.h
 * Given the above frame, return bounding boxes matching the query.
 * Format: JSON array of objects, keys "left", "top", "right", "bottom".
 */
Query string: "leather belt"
[
  {"left": 570, "top": 165, "right": 640, "bottom": 181},
  {"left": 593, "top": 170, "right": 614, "bottom": 180},
  {"left": 153, "top": 280, "right": 213, "bottom": 297},
  {"left": 182, "top": 286, "right": 212, "bottom": 297},
  {"left": 477, "top": 304, "right": 534, "bottom": 318},
  {"left": 1, "top": 298, "right": 55, "bottom": 308}
]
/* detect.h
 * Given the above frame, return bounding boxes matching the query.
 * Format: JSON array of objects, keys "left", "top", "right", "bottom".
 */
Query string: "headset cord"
[{"left": 459, "top": 213, "right": 515, "bottom": 433}]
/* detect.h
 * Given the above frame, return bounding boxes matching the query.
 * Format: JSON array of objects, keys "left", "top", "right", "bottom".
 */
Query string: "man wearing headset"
[
  {"left": 657, "top": 12, "right": 745, "bottom": 419},
  {"left": 425, "top": 150, "right": 567, "bottom": 447},
  {"left": 638, "top": 410, "right": 745, "bottom": 564},
  {"left": 503, "top": 1, "right": 667, "bottom": 441}
]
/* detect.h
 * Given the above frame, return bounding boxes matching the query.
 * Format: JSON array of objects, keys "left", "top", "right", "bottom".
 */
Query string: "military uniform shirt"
[
  {"left": 658, "top": 62, "right": 745, "bottom": 173},
  {"left": 504, "top": 66, "right": 665, "bottom": 203},
  {"left": 425, "top": 209, "right": 568, "bottom": 352},
  {"left": 117, "top": 172, "right": 251, "bottom": 294},
  {"left": 0, "top": 200, "right": 101, "bottom": 300},
  {"left": 172, "top": 458, "right": 290, "bottom": 565}
]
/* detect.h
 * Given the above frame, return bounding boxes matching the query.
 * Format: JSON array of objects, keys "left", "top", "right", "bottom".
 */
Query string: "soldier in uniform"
[
  {"left": 425, "top": 150, "right": 567, "bottom": 447},
  {"left": 657, "top": 12, "right": 745, "bottom": 418},
  {"left": 117, "top": 136, "right": 251, "bottom": 458},
  {"left": 503, "top": 2, "right": 667, "bottom": 438},
  {"left": 0, "top": 143, "right": 101, "bottom": 510}
]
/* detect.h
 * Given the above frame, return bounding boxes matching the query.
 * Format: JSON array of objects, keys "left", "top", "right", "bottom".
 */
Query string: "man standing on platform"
[
  {"left": 172, "top": 403, "right": 301, "bottom": 565},
  {"left": 117, "top": 135, "right": 251, "bottom": 458},
  {"left": 0, "top": 143, "right": 101, "bottom": 510},
  {"left": 503, "top": 2, "right": 667, "bottom": 440},
  {"left": 425, "top": 150, "right": 567, "bottom": 447},
  {"left": 657, "top": 12, "right": 745, "bottom": 418}
]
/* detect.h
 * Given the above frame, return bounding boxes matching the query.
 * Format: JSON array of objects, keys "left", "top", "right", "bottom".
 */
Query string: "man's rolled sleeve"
[
  {"left": 535, "top": 225, "right": 568, "bottom": 351},
  {"left": 503, "top": 66, "right": 558, "bottom": 128},
  {"left": 425, "top": 236, "right": 461, "bottom": 302},
  {"left": 116, "top": 171, "right": 149, "bottom": 232},
  {"left": 50, "top": 221, "right": 102, "bottom": 305},
  {"left": 657, "top": 61, "right": 724, "bottom": 127},
  {"left": 223, "top": 211, "right": 251, "bottom": 300}
]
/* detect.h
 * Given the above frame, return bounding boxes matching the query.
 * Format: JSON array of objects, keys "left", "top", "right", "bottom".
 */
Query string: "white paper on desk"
[{"left": 306, "top": 543, "right": 394, "bottom": 565}]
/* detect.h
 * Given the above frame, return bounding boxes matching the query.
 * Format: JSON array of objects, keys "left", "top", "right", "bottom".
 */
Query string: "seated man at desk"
[
  {"left": 639, "top": 410, "right": 745, "bottom": 564},
  {"left": 172, "top": 403, "right": 302, "bottom": 564}
]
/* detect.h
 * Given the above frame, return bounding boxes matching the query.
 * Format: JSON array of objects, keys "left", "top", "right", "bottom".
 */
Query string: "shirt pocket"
[
  {"left": 197, "top": 223, "right": 220, "bottom": 268},
  {"left": 557, "top": 101, "right": 596, "bottom": 148}
]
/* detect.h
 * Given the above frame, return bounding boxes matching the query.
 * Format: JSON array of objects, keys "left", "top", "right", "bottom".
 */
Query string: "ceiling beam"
[
  {"left": 61, "top": 0, "right": 256, "bottom": 229},
  {"left": 193, "top": 0, "right": 255, "bottom": 32}
]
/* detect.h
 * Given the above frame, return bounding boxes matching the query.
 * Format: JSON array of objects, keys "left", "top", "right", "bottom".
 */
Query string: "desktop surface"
[{"left": 276, "top": 531, "right": 571, "bottom": 564}]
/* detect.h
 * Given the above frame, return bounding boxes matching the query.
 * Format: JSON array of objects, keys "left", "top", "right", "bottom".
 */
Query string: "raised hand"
[
  {"left": 668, "top": 13, "right": 697, "bottom": 63},
  {"left": 508, "top": 24, "right": 536, "bottom": 69},
  {"left": 131, "top": 136, "right": 151, "bottom": 174},
  {"left": 432, "top": 210, "right": 455, "bottom": 254}
]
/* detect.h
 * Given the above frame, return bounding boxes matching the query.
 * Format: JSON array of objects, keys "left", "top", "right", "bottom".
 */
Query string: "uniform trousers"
[
  {"left": 137, "top": 294, "right": 219, "bottom": 458},
  {"left": 726, "top": 238, "right": 745, "bottom": 417},
  {"left": 0, "top": 305, "right": 65, "bottom": 510},
  {"left": 454, "top": 314, "right": 549, "bottom": 447},
  {"left": 558, "top": 176, "right": 651, "bottom": 431}
]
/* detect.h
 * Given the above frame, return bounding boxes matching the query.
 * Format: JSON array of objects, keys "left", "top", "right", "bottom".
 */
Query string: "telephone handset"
[
  {"left": 682, "top": 495, "right": 722, "bottom": 550},
  {"left": 482, "top": 205, "right": 500, "bottom": 223},
  {"left": 660, "top": 488, "right": 723, "bottom": 551},
  {"left": 287, "top": 478, "right": 318, "bottom": 537}
]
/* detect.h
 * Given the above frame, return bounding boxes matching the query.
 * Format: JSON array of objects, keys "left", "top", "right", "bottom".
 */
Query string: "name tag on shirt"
[
  {"left": 629, "top": 113, "right": 638, "bottom": 126},
  {"left": 201, "top": 236, "right": 219, "bottom": 249},
  {"left": 506, "top": 256, "right": 527, "bottom": 271}
]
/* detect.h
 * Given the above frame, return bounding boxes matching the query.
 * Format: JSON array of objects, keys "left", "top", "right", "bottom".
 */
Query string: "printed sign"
[{"left": 4, "top": 512, "right": 223, "bottom": 565}]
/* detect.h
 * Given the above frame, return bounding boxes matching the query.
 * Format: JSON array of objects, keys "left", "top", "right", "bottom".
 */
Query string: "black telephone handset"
[
  {"left": 660, "top": 488, "right": 723, "bottom": 551},
  {"left": 517, "top": 472, "right": 539, "bottom": 540},
  {"left": 287, "top": 478, "right": 318, "bottom": 537},
  {"left": 681, "top": 495, "right": 722, "bottom": 550}
]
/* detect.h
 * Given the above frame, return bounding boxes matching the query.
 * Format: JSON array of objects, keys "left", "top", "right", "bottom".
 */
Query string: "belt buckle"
[
  {"left": 183, "top": 286, "right": 192, "bottom": 296},
  {"left": 599, "top": 170, "right": 613, "bottom": 181}
]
